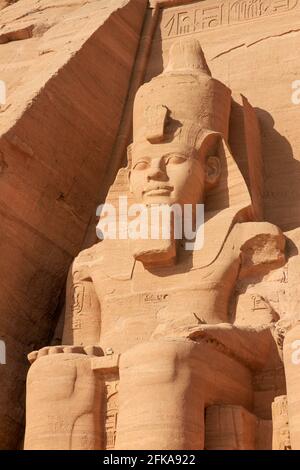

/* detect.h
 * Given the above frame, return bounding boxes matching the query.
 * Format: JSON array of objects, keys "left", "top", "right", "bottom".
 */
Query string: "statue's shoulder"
[
  {"left": 72, "top": 239, "right": 135, "bottom": 281},
  {"left": 234, "top": 221, "right": 284, "bottom": 244},
  {"left": 233, "top": 221, "right": 286, "bottom": 278},
  {"left": 68, "top": 243, "right": 103, "bottom": 281},
  {"left": 74, "top": 242, "right": 104, "bottom": 266}
]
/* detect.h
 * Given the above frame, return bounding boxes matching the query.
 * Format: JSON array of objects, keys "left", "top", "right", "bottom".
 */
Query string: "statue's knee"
[
  {"left": 120, "top": 340, "right": 195, "bottom": 386},
  {"left": 25, "top": 353, "right": 104, "bottom": 450},
  {"left": 26, "top": 353, "right": 96, "bottom": 405}
]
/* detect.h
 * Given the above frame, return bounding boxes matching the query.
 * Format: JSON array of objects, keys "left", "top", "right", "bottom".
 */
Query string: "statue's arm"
[
  {"left": 25, "top": 255, "right": 104, "bottom": 450},
  {"left": 237, "top": 221, "right": 286, "bottom": 280},
  {"left": 192, "top": 222, "right": 287, "bottom": 368},
  {"left": 232, "top": 221, "right": 286, "bottom": 328},
  {"left": 62, "top": 257, "right": 101, "bottom": 347}
]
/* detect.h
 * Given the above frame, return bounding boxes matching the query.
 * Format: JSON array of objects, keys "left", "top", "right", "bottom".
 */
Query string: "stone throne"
[{"left": 24, "top": 39, "right": 286, "bottom": 450}]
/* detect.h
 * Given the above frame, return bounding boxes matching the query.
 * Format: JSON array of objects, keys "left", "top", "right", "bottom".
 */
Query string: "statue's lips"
[{"left": 143, "top": 186, "right": 173, "bottom": 197}]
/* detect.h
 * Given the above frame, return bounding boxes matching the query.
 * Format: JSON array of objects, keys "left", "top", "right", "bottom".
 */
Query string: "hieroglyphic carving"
[
  {"left": 105, "top": 381, "right": 119, "bottom": 450},
  {"left": 71, "top": 283, "right": 84, "bottom": 330},
  {"left": 200, "top": 4, "right": 224, "bottom": 29},
  {"left": 163, "top": 3, "right": 224, "bottom": 37},
  {"left": 229, "top": 0, "right": 297, "bottom": 23},
  {"left": 272, "top": 395, "right": 291, "bottom": 450},
  {"left": 252, "top": 295, "right": 269, "bottom": 311},
  {"left": 161, "top": 0, "right": 298, "bottom": 38},
  {"left": 143, "top": 292, "right": 169, "bottom": 303}
]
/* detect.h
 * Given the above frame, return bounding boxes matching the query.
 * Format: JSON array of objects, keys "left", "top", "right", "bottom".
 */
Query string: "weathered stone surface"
[
  {"left": 24, "top": 37, "right": 287, "bottom": 450},
  {"left": 0, "top": 1, "right": 18, "bottom": 12},
  {"left": 272, "top": 395, "right": 291, "bottom": 450},
  {"left": 0, "top": 0, "right": 147, "bottom": 449},
  {"left": 205, "top": 405, "right": 257, "bottom": 450},
  {"left": 2, "top": 0, "right": 300, "bottom": 451}
]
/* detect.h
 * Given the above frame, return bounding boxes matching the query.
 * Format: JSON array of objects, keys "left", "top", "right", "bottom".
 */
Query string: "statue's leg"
[
  {"left": 115, "top": 339, "right": 205, "bottom": 450},
  {"left": 115, "top": 339, "right": 253, "bottom": 450},
  {"left": 24, "top": 350, "right": 104, "bottom": 450}
]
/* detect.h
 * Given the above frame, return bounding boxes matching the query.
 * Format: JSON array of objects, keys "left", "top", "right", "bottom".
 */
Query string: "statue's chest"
[
  {"left": 93, "top": 262, "right": 226, "bottom": 353},
  {"left": 96, "top": 260, "right": 216, "bottom": 314}
]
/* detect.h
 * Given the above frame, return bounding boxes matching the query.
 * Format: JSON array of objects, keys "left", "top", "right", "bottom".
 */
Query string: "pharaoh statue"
[{"left": 24, "top": 39, "right": 287, "bottom": 450}]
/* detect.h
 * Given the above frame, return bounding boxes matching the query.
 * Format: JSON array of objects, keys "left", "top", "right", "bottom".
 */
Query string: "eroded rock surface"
[{"left": 0, "top": 0, "right": 147, "bottom": 449}]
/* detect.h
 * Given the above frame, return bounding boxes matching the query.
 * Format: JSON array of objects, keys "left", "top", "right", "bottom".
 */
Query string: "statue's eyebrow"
[
  {"left": 162, "top": 150, "right": 196, "bottom": 159},
  {"left": 133, "top": 155, "right": 151, "bottom": 162},
  {"left": 162, "top": 152, "right": 188, "bottom": 157},
  {"left": 135, "top": 152, "right": 189, "bottom": 161},
  {"left": 132, "top": 149, "right": 195, "bottom": 161}
]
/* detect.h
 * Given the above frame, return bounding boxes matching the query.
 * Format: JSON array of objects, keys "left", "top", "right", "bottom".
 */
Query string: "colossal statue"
[{"left": 24, "top": 39, "right": 287, "bottom": 450}]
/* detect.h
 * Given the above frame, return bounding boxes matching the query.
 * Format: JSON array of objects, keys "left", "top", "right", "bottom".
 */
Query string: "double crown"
[{"left": 132, "top": 39, "right": 232, "bottom": 150}]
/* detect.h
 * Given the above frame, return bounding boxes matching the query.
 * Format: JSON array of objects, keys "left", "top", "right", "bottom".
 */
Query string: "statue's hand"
[{"left": 27, "top": 345, "right": 104, "bottom": 364}]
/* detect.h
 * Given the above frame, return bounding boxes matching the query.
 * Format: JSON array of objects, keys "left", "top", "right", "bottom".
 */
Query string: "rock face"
[
  {"left": 2, "top": 0, "right": 300, "bottom": 450},
  {"left": 0, "top": 1, "right": 18, "bottom": 12},
  {"left": 0, "top": 0, "right": 147, "bottom": 449}
]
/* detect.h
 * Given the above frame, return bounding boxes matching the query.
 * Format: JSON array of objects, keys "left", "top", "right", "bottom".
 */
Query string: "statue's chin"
[{"left": 143, "top": 195, "right": 174, "bottom": 206}]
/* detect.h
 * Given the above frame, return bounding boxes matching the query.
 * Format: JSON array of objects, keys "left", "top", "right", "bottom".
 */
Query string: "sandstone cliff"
[{"left": 0, "top": 0, "right": 147, "bottom": 448}]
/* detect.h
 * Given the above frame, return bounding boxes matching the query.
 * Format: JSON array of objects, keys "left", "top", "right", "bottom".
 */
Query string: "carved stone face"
[{"left": 129, "top": 139, "right": 220, "bottom": 207}]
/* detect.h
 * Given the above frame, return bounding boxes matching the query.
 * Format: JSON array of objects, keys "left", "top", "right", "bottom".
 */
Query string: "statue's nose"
[{"left": 147, "top": 159, "right": 167, "bottom": 181}]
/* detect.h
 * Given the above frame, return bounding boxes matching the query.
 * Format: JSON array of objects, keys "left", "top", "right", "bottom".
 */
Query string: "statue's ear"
[
  {"left": 127, "top": 144, "right": 133, "bottom": 191},
  {"left": 205, "top": 155, "right": 221, "bottom": 189},
  {"left": 128, "top": 169, "right": 132, "bottom": 190},
  {"left": 196, "top": 131, "right": 221, "bottom": 190},
  {"left": 127, "top": 144, "right": 133, "bottom": 169}
]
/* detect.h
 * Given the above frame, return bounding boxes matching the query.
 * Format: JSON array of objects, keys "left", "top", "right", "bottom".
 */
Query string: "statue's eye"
[
  {"left": 133, "top": 160, "right": 150, "bottom": 170},
  {"left": 165, "top": 155, "right": 187, "bottom": 165}
]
